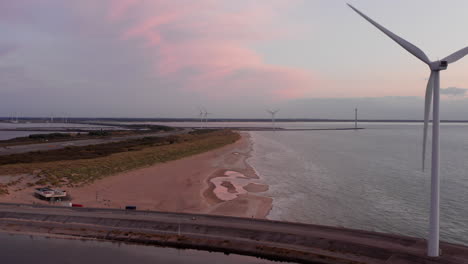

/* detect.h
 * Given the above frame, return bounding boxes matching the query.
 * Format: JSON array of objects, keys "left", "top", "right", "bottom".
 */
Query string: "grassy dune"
[
  {"left": 0, "top": 130, "right": 239, "bottom": 188},
  {"left": 0, "top": 124, "right": 175, "bottom": 147}
]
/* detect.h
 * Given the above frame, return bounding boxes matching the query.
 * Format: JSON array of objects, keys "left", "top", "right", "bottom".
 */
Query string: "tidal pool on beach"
[{"left": 210, "top": 170, "right": 267, "bottom": 201}]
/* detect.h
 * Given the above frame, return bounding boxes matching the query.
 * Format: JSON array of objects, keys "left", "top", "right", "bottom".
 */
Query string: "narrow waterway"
[{"left": 0, "top": 232, "right": 294, "bottom": 264}]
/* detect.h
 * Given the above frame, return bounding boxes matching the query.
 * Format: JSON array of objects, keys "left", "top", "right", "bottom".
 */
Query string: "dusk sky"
[{"left": 1, "top": 0, "right": 467, "bottom": 119}]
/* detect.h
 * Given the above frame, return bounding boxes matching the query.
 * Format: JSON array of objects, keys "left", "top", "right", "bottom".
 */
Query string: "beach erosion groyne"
[{"left": 1, "top": 203, "right": 467, "bottom": 264}]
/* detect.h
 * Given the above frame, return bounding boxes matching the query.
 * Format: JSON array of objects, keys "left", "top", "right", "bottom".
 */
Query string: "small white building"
[{"left": 35, "top": 187, "right": 68, "bottom": 201}]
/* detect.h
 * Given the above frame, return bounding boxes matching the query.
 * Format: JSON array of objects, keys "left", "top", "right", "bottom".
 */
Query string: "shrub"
[
  {"left": 29, "top": 133, "right": 72, "bottom": 140},
  {"left": 88, "top": 130, "right": 110, "bottom": 136}
]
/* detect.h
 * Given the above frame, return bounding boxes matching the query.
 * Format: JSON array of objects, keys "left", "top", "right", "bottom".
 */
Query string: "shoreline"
[
  {"left": 0, "top": 132, "right": 272, "bottom": 219},
  {"left": 202, "top": 132, "right": 272, "bottom": 218}
]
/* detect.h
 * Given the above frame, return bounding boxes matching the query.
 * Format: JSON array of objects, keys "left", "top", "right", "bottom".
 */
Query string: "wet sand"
[{"left": 0, "top": 132, "right": 272, "bottom": 219}]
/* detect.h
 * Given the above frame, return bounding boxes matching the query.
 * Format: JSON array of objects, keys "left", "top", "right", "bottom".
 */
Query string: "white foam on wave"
[{"left": 246, "top": 131, "right": 327, "bottom": 223}]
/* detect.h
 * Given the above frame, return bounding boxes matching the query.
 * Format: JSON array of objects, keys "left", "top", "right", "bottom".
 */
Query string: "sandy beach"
[{"left": 0, "top": 132, "right": 272, "bottom": 219}]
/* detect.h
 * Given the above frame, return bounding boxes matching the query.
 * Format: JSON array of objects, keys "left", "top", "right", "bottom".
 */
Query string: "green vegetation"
[
  {"left": 0, "top": 125, "right": 176, "bottom": 148},
  {"left": 0, "top": 130, "right": 239, "bottom": 187},
  {"left": 0, "top": 135, "right": 180, "bottom": 165},
  {"left": 122, "top": 124, "right": 175, "bottom": 132},
  {"left": 189, "top": 129, "right": 216, "bottom": 135},
  {"left": 1, "top": 132, "right": 103, "bottom": 147},
  {"left": 28, "top": 133, "right": 72, "bottom": 140},
  {"left": 88, "top": 130, "right": 110, "bottom": 137},
  {"left": 0, "top": 184, "right": 7, "bottom": 195}
]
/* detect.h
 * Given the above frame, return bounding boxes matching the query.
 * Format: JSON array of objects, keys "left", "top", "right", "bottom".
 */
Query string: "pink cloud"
[
  {"left": 122, "top": 11, "right": 183, "bottom": 42},
  {"left": 105, "top": 0, "right": 318, "bottom": 99},
  {"left": 0, "top": 0, "right": 319, "bottom": 100}
]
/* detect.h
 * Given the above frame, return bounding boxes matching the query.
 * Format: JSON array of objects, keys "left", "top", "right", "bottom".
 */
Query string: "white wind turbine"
[
  {"left": 348, "top": 4, "right": 468, "bottom": 257},
  {"left": 266, "top": 109, "right": 279, "bottom": 129},
  {"left": 202, "top": 107, "right": 212, "bottom": 126},
  {"left": 12, "top": 112, "right": 18, "bottom": 123},
  {"left": 197, "top": 107, "right": 204, "bottom": 128}
]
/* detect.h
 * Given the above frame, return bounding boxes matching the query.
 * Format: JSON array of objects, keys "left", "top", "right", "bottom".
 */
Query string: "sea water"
[{"left": 247, "top": 123, "right": 468, "bottom": 245}]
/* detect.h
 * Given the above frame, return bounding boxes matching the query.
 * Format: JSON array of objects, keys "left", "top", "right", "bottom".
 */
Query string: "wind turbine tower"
[
  {"left": 267, "top": 109, "right": 280, "bottom": 130},
  {"left": 10, "top": 112, "right": 19, "bottom": 123},
  {"left": 62, "top": 113, "right": 69, "bottom": 123},
  {"left": 203, "top": 110, "right": 212, "bottom": 127},
  {"left": 348, "top": 3, "right": 468, "bottom": 257},
  {"left": 198, "top": 108, "right": 204, "bottom": 128},
  {"left": 354, "top": 108, "right": 358, "bottom": 129}
]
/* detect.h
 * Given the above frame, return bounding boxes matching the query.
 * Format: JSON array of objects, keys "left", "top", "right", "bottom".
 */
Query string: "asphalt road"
[
  {"left": 0, "top": 203, "right": 466, "bottom": 263},
  {"left": 0, "top": 129, "right": 190, "bottom": 156}
]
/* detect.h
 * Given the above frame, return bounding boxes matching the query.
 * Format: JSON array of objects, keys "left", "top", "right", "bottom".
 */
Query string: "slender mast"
[
  {"left": 267, "top": 110, "right": 278, "bottom": 130},
  {"left": 200, "top": 113, "right": 203, "bottom": 128},
  {"left": 272, "top": 113, "right": 275, "bottom": 129},
  {"left": 428, "top": 70, "right": 440, "bottom": 257},
  {"left": 354, "top": 108, "right": 358, "bottom": 129}
]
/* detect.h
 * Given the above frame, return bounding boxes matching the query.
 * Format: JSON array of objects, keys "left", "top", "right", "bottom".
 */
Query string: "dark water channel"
[{"left": 0, "top": 232, "right": 294, "bottom": 264}]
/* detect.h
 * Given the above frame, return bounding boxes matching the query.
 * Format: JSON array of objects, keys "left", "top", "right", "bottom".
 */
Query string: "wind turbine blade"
[
  {"left": 347, "top": 4, "right": 431, "bottom": 65},
  {"left": 443, "top": 46, "right": 468, "bottom": 64},
  {"left": 422, "top": 72, "right": 434, "bottom": 171}
]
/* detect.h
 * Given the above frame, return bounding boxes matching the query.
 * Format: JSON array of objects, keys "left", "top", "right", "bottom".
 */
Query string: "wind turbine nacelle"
[
  {"left": 439, "top": 61, "right": 448, "bottom": 70},
  {"left": 430, "top": 61, "right": 448, "bottom": 71}
]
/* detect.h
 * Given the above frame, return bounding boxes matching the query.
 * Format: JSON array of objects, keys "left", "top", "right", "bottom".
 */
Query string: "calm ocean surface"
[{"left": 245, "top": 123, "right": 468, "bottom": 246}]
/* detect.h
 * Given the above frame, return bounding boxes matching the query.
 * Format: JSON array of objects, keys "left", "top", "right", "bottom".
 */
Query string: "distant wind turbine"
[
  {"left": 197, "top": 107, "right": 204, "bottom": 128},
  {"left": 203, "top": 109, "right": 212, "bottom": 126},
  {"left": 266, "top": 109, "right": 279, "bottom": 129},
  {"left": 354, "top": 107, "right": 358, "bottom": 130},
  {"left": 348, "top": 3, "right": 468, "bottom": 257},
  {"left": 11, "top": 112, "right": 18, "bottom": 123}
]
